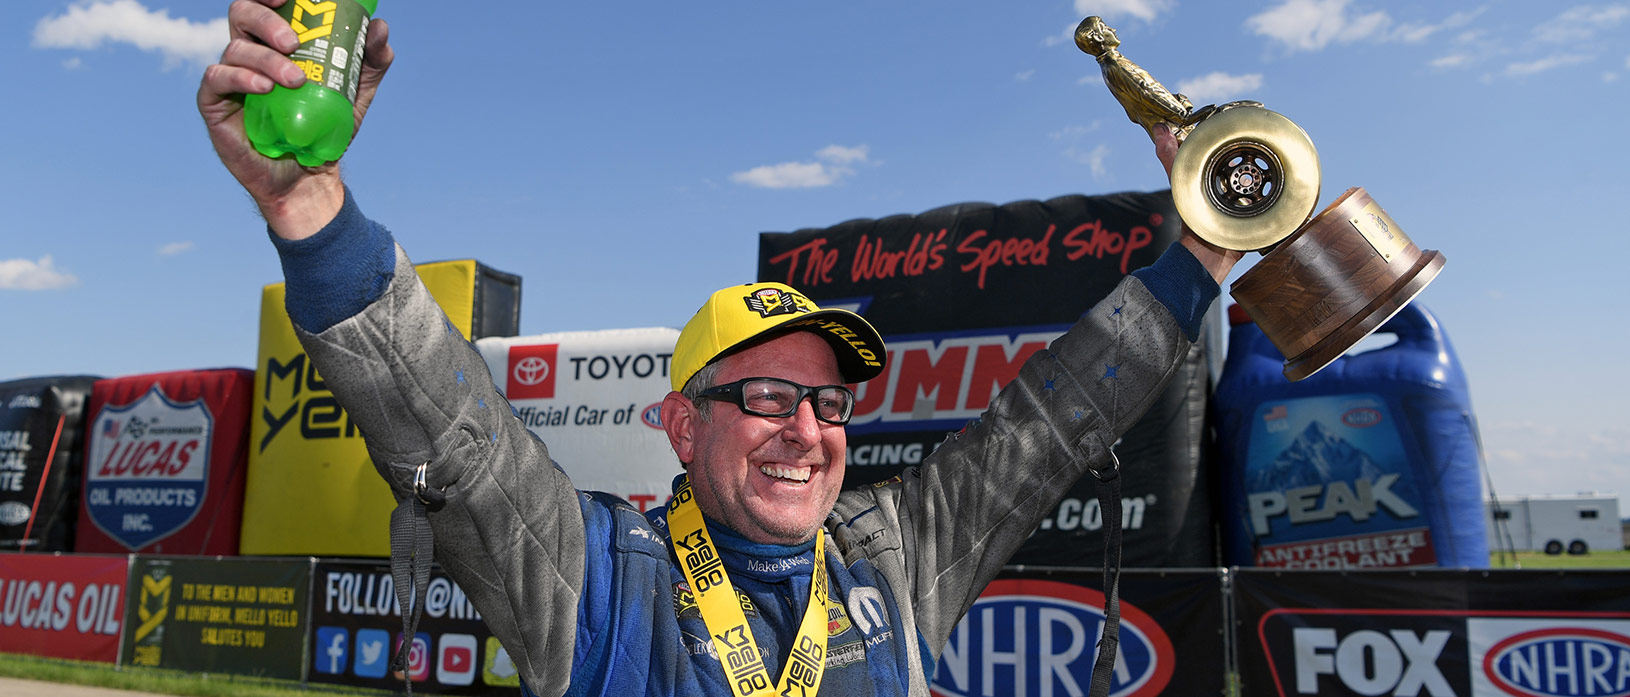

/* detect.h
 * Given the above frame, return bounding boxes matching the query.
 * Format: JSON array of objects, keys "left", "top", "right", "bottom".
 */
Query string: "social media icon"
[
  {"left": 438, "top": 633, "right": 478, "bottom": 686},
  {"left": 394, "top": 632, "right": 431, "bottom": 681},
  {"left": 483, "top": 636, "right": 521, "bottom": 687},
  {"left": 315, "top": 627, "right": 348, "bottom": 675},
  {"left": 354, "top": 628, "right": 390, "bottom": 678}
]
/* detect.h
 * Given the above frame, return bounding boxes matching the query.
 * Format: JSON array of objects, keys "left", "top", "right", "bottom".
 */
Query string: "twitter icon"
[{"left": 354, "top": 628, "right": 390, "bottom": 678}]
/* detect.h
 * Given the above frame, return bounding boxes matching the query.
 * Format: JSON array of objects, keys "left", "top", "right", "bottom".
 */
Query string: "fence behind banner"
[{"left": 5, "top": 553, "right": 1626, "bottom": 696}]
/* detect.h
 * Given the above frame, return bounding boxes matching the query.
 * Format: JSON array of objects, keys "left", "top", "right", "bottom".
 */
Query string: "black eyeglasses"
[{"left": 693, "top": 377, "right": 856, "bottom": 425}]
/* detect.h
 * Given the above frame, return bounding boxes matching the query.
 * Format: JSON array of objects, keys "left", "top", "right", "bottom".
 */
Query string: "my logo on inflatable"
[{"left": 931, "top": 579, "right": 1174, "bottom": 697}]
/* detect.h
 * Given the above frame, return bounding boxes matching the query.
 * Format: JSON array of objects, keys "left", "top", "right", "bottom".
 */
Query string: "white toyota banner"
[{"left": 475, "top": 328, "right": 681, "bottom": 513}]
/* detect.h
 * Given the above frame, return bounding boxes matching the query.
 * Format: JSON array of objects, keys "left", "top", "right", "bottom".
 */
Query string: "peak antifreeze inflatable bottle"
[{"left": 243, "top": 0, "right": 379, "bottom": 166}]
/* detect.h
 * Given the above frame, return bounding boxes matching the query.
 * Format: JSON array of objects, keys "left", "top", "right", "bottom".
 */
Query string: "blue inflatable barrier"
[{"left": 1215, "top": 302, "right": 1488, "bottom": 569}]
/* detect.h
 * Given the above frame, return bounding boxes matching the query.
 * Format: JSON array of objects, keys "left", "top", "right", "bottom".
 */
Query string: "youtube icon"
[{"left": 437, "top": 633, "right": 477, "bottom": 686}]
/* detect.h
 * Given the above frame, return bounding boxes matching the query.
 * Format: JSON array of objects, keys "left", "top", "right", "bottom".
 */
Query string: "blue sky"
[{"left": 4, "top": 0, "right": 1627, "bottom": 513}]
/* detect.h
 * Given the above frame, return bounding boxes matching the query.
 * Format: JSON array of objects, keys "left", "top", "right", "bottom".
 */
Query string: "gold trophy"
[{"left": 1077, "top": 16, "right": 1445, "bottom": 381}]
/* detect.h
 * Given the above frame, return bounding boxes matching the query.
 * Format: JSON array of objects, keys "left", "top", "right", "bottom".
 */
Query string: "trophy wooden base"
[{"left": 1230, "top": 187, "right": 1445, "bottom": 381}]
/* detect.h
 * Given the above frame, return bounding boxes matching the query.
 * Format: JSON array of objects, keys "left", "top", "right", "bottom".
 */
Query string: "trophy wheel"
[{"left": 1171, "top": 106, "right": 1321, "bottom": 251}]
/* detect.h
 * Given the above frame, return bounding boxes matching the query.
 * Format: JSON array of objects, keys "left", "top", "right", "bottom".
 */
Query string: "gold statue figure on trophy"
[{"left": 1075, "top": 16, "right": 1217, "bottom": 141}]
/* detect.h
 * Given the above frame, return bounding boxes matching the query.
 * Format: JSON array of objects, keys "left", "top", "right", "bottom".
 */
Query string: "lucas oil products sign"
[
  {"left": 309, "top": 559, "right": 518, "bottom": 695},
  {"left": 475, "top": 327, "right": 680, "bottom": 513},
  {"left": 75, "top": 369, "right": 253, "bottom": 555}
]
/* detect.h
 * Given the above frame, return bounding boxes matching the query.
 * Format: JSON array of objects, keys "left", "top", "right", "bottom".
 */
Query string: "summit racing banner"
[
  {"left": 1235, "top": 568, "right": 1630, "bottom": 697},
  {"left": 0, "top": 552, "right": 128, "bottom": 662},
  {"left": 930, "top": 569, "right": 1225, "bottom": 697},
  {"left": 759, "top": 192, "right": 1218, "bottom": 567}
]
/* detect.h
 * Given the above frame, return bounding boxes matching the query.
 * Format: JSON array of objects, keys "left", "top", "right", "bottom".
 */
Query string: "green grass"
[
  {"left": 0, "top": 653, "right": 393, "bottom": 697},
  {"left": 1488, "top": 548, "right": 1630, "bottom": 569}
]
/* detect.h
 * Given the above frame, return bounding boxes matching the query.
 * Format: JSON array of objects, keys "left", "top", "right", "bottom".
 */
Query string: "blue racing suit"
[{"left": 276, "top": 190, "right": 1215, "bottom": 696}]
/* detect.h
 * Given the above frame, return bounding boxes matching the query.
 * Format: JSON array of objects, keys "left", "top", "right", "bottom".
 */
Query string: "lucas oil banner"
[
  {"left": 309, "top": 559, "right": 519, "bottom": 695},
  {"left": 1235, "top": 568, "right": 1630, "bottom": 697},
  {"left": 474, "top": 328, "right": 680, "bottom": 512},
  {"left": 0, "top": 376, "right": 98, "bottom": 551},
  {"left": 75, "top": 369, "right": 253, "bottom": 555},
  {"left": 930, "top": 570, "right": 1225, "bottom": 697},
  {"left": 241, "top": 259, "right": 520, "bottom": 556},
  {"left": 0, "top": 552, "right": 128, "bottom": 662},
  {"left": 758, "top": 192, "right": 1219, "bottom": 567}
]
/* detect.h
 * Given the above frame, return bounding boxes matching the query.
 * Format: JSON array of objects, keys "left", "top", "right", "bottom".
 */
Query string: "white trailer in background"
[{"left": 1486, "top": 494, "right": 1622, "bottom": 555}]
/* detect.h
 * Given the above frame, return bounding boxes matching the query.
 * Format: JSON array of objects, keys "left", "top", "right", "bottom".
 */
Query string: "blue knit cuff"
[
  {"left": 268, "top": 187, "right": 395, "bottom": 333},
  {"left": 1130, "top": 241, "right": 1219, "bottom": 342}
]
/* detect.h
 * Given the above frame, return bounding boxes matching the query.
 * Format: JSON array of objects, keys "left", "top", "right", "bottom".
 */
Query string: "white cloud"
[
  {"left": 1505, "top": 53, "right": 1591, "bottom": 77},
  {"left": 731, "top": 146, "right": 872, "bottom": 189},
  {"left": 1430, "top": 54, "right": 1472, "bottom": 69},
  {"left": 157, "top": 241, "right": 194, "bottom": 256},
  {"left": 1074, "top": 0, "right": 1175, "bottom": 23},
  {"left": 0, "top": 256, "right": 79, "bottom": 290},
  {"left": 1483, "top": 420, "right": 1630, "bottom": 501},
  {"left": 33, "top": 0, "right": 228, "bottom": 69},
  {"left": 1014, "top": 70, "right": 1036, "bottom": 82},
  {"left": 1078, "top": 74, "right": 1105, "bottom": 86},
  {"left": 1050, "top": 125, "right": 1110, "bottom": 177},
  {"left": 62, "top": 56, "right": 83, "bottom": 70},
  {"left": 1246, "top": 0, "right": 1392, "bottom": 52},
  {"left": 1175, "top": 72, "right": 1264, "bottom": 103},
  {"left": 1534, "top": 4, "right": 1630, "bottom": 44}
]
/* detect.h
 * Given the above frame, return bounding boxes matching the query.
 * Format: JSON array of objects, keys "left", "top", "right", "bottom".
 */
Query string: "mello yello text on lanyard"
[{"left": 667, "top": 476, "right": 829, "bottom": 696}]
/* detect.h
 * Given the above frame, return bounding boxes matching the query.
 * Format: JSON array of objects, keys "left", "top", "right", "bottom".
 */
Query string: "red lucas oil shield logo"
[
  {"left": 84, "top": 386, "right": 212, "bottom": 550},
  {"left": 506, "top": 344, "right": 558, "bottom": 400},
  {"left": 931, "top": 579, "right": 1175, "bottom": 697}
]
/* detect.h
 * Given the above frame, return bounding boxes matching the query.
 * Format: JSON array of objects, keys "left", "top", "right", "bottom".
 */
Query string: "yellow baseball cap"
[{"left": 671, "top": 282, "right": 888, "bottom": 392}]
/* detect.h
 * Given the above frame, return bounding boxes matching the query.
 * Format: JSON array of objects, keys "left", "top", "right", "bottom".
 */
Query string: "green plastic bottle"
[{"left": 243, "top": 0, "right": 379, "bottom": 166}]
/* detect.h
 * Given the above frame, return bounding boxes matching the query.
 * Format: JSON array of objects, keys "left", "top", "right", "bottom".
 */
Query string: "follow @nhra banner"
[
  {"left": 1235, "top": 568, "right": 1630, "bottom": 697},
  {"left": 930, "top": 570, "right": 1224, "bottom": 697},
  {"left": 309, "top": 559, "right": 519, "bottom": 695},
  {"left": 120, "top": 555, "right": 309, "bottom": 679},
  {"left": 0, "top": 552, "right": 128, "bottom": 663}
]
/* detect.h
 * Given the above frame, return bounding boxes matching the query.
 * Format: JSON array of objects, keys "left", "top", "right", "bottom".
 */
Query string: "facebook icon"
[{"left": 315, "top": 627, "right": 348, "bottom": 675}]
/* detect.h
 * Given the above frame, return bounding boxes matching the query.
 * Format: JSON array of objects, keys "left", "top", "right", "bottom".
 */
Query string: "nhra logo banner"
[
  {"left": 932, "top": 571, "right": 1224, "bottom": 697},
  {"left": 84, "top": 385, "right": 212, "bottom": 550}
]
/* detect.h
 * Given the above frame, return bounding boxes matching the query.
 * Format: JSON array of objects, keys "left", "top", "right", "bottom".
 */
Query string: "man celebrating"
[{"left": 200, "top": 2, "right": 1239, "bottom": 695}]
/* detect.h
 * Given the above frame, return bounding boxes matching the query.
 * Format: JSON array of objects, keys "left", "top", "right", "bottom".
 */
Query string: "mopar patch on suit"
[{"left": 84, "top": 386, "right": 211, "bottom": 550}]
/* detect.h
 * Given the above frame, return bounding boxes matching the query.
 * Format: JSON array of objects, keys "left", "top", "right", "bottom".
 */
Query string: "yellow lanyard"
[{"left": 668, "top": 476, "right": 829, "bottom": 697}]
